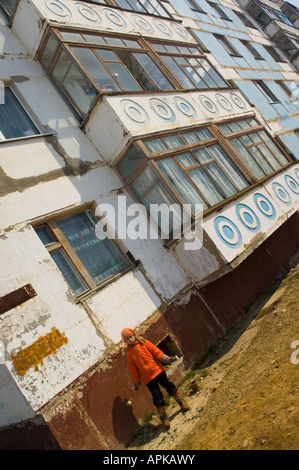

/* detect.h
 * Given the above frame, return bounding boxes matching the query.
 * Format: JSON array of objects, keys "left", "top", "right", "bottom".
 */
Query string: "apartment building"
[{"left": 0, "top": 0, "right": 298, "bottom": 449}]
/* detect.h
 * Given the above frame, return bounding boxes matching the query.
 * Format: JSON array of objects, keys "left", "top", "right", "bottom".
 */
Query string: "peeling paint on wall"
[{"left": 11, "top": 328, "right": 68, "bottom": 375}]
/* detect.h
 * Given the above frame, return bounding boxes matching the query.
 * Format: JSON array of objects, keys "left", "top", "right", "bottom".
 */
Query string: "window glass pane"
[
  {"left": 144, "top": 139, "right": 167, "bottom": 153},
  {"left": 199, "top": 59, "right": 227, "bottom": 87},
  {"left": 152, "top": 43, "right": 166, "bottom": 52},
  {"left": 163, "top": 135, "right": 182, "bottom": 148},
  {"left": 61, "top": 32, "right": 85, "bottom": 42},
  {"left": 36, "top": 227, "right": 56, "bottom": 245},
  {"left": 57, "top": 211, "right": 128, "bottom": 284},
  {"left": 188, "top": 167, "right": 224, "bottom": 206},
  {"left": 182, "top": 65, "right": 208, "bottom": 89},
  {"left": 62, "top": 63, "right": 97, "bottom": 114},
  {"left": 241, "top": 134, "right": 274, "bottom": 174},
  {"left": 247, "top": 118, "right": 259, "bottom": 127},
  {"left": 52, "top": 51, "right": 71, "bottom": 83},
  {"left": 51, "top": 249, "right": 87, "bottom": 295},
  {"left": 163, "top": 56, "right": 195, "bottom": 89},
  {"left": 95, "top": 49, "right": 116, "bottom": 60},
  {"left": 228, "top": 122, "right": 241, "bottom": 132},
  {"left": 257, "top": 143, "right": 281, "bottom": 171},
  {"left": 176, "top": 152, "right": 197, "bottom": 168},
  {"left": 157, "top": 158, "right": 208, "bottom": 212},
  {"left": 40, "top": 34, "right": 59, "bottom": 69},
  {"left": 205, "top": 163, "right": 237, "bottom": 198},
  {"left": 103, "top": 61, "right": 141, "bottom": 91},
  {"left": 193, "top": 148, "right": 213, "bottom": 164},
  {"left": 218, "top": 124, "right": 230, "bottom": 135},
  {"left": 196, "top": 128, "right": 213, "bottom": 140},
  {"left": 208, "top": 145, "right": 249, "bottom": 190},
  {"left": 105, "top": 37, "right": 123, "bottom": 47},
  {"left": 141, "top": 184, "right": 182, "bottom": 234},
  {"left": 72, "top": 48, "right": 120, "bottom": 92},
  {"left": 83, "top": 35, "right": 106, "bottom": 45},
  {"left": 0, "top": 88, "right": 39, "bottom": 140},
  {"left": 124, "top": 39, "right": 141, "bottom": 49},
  {"left": 133, "top": 53, "right": 173, "bottom": 91},
  {"left": 258, "top": 131, "right": 289, "bottom": 166},
  {"left": 118, "top": 146, "right": 145, "bottom": 180},
  {"left": 181, "top": 131, "right": 199, "bottom": 144},
  {"left": 132, "top": 167, "right": 157, "bottom": 197},
  {"left": 230, "top": 138, "right": 266, "bottom": 179}
]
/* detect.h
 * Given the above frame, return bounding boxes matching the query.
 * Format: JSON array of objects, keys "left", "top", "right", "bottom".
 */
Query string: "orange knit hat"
[{"left": 121, "top": 328, "right": 134, "bottom": 342}]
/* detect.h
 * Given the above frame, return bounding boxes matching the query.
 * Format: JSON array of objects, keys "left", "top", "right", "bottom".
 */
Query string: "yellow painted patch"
[{"left": 11, "top": 327, "right": 68, "bottom": 375}]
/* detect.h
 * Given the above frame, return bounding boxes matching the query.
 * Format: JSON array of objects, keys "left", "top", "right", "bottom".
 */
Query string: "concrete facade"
[{"left": 0, "top": 0, "right": 298, "bottom": 449}]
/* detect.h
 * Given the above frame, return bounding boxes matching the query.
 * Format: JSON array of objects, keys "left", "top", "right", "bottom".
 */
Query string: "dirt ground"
[{"left": 128, "top": 251, "right": 299, "bottom": 451}]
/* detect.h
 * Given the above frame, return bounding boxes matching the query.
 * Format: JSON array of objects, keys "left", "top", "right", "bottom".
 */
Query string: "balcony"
[{"left": 85, "top": 88, "right": 253, "bottom": 164}]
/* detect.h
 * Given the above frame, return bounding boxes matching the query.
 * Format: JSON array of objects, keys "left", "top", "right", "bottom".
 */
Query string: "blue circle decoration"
[
  {"left": 214, "top": 216, "right": 242, "bottom": 249},
  {"left": 230, "top": 92, "right": 246, "bottom": 109},
  {"left": 149, "top": 98, "right": 176, "bottom": 122},
  {"left": 173, "top": 97, "right": 197, "bottom": 119},
  {"left": 131, "top": 14, "right": 154, "bottom": 33},
  {"left": 236, "top": 204, "right": 260, "bottom": 232},
  {"left": 75, "top": 3, "right": 101, "bottom": 22},
  {"left": 121, "top": 99, "right": 149, "bottom": 125},
  {"left": 272, "top": 182, "right": 292, "bottom": 205},
  {"left": 215, "top": 93, "right": 233, "bottom": 112},
  {"left": 198, "top": 95, "right": 218, "bottom": 114},
  {"left": 295, "top": 168, "right": 299, "bottom": 181},
  {"left": 253, "top": 193, "right": 276, "bottom": 219},
  {"left": 103, "top": 8, "right": 127, "bottom": 27},
  {"left": 284, "top": 174, "right": 299, "bottom": 195}
]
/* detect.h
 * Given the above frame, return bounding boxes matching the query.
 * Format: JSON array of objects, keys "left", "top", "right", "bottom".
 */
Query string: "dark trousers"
[{"left": 146, "top": 371, "right": 177, "bottom": 407}]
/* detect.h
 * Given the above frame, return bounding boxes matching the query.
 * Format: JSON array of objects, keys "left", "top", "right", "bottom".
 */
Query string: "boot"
[
  {"left": 174, "top": 390, "right": 190, "bottom": 411},
  {"left": 156, "top": 406, "right": 170, "bottom": 428}
]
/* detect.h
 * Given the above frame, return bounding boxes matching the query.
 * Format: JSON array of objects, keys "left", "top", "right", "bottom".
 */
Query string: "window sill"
[
  {"left": 74, "top": 263, "right": 136, "bottom": 303},
  {"left": 0, "top": 132, "right": 55, "bottom": 145}
]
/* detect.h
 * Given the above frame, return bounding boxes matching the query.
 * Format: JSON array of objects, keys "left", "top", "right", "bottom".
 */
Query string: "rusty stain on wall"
[
  {"left": 11, "top": 328, "right": 68, "bottom": 375},
  {"left": 0, "top": 284, "right": 37, "bottom": 315}
]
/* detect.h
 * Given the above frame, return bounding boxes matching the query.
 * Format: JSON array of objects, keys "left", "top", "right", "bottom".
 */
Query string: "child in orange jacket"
[{"left": 121, "top": 328, "right": 190, "bottom": 427}]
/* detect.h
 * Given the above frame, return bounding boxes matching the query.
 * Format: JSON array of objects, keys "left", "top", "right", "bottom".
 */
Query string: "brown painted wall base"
[{"left": 1, "top": 212, "right": 298, "bottom": 450}]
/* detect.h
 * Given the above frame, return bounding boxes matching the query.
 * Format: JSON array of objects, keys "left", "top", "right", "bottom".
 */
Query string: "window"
[
  {"left": 0, "top": 0, "right": 17, "bottom": 21},
  {"left": 187, "top": 0, "right": 205, "bottom": 14},
  {"left": 0, "top": 88, "right": 40, "bottom": 141},
  {"left": 254, "top": 81, "right": 279, "bottom": 103},
  {"left": 218, "top": 119, "right": 290, "bottom": 180},
  {"left": 277, "top": 81, "right": 299, "bottom": 101},
  {"left": 235, "top": 11, "right": 258, "bottom": 29},
  {"left": 112, "top": 0, "right": 171, "bottom": 18},
  {"left": 215, "top": 35, "right": 241, "bottom": 57},
  {"left": 151, "top": 42, "right": 227, "bottom": 89},
  {"left": 264, "top": 45, "right": 286, "bottom": 63},
  {"left": 208, "top": 1, "right": 232, "bottom": 21},
  {"left": 117, "top": 118, "right": 291, "bottom": 226},
  {"left": 39, "top": 28, "right": 228, "bottom": 117},
  {"left": 35, "top": 209, "right": 132, "bottom": 296},
  {"left": 39, "top": 30, "right": 174, "bottom": 117},
  {"left": 241, "top": 41, "right": 264, "bottom": 60}
]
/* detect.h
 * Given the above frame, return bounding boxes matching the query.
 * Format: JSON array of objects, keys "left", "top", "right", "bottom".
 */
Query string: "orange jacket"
[{"left": 126, "top": 340, "right": 166, "bottom": 385}]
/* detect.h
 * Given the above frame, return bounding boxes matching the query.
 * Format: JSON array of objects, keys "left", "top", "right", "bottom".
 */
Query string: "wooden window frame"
[
  {"left": 148, "top": 40, "right": 228, "bottom": 90},
  {"left": 117, "top": 117, "right": 293, "bottom": 218},
  {"left": 215, "top": 35, "right": 242, "bottom": 58},
  {"left": 34, "top": 207, "right": 134, "bottom": 300},
  {"left": 254, "top": 80, "right": 280, "bottom": 104}
]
